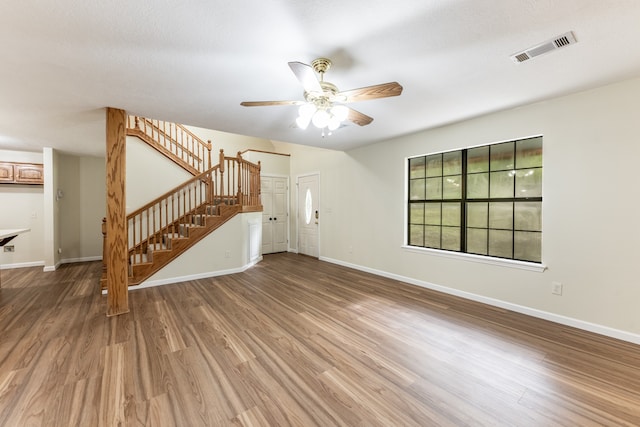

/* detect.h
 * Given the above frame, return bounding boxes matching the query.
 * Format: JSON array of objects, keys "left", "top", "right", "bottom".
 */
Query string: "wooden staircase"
[{"left": 101, "top": 117, "right": 262, "bottom": 289}]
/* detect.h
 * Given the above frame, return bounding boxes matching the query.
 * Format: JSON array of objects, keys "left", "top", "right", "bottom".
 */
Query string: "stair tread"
[{"left": 164, "top": 233, "right": 185, "bottom": 239}]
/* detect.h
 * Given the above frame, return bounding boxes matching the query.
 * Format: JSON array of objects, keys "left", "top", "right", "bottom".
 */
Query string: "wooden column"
[{"left": 105, "top": 107, "right": 129, "bottom": 316}]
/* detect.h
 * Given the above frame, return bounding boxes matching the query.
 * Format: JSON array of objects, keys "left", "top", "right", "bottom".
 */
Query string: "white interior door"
[
  {"left": 262, "top": 176, "right": 288, "bottom": 254},
  {"left": 261, "top": 177, "right": 273, "bottom": 254},
  {"left": 297, "top": 174, "right": 319, "bottom": 258}
]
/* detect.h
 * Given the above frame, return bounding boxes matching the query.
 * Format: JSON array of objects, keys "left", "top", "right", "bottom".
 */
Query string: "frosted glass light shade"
[
  {"left": 296, "top": 114, "right": 312, "bottom": 130},
  {"left": 299, "top": 103, "right": 316, "bottom": 118},
  {"left": 312, "top": 109, "right": 330, "bottom": 128}
]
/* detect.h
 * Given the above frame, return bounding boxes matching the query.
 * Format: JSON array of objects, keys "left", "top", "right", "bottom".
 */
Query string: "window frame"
[{"left": 405, "top": 135, "right": 545, "bottom": 270}]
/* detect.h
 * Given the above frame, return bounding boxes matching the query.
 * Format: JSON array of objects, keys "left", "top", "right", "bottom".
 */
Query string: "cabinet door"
[
  {"left": 0, "top": 163, "right": 14, "bottom": 182},
  {"left": 15, "top": 164, "right": 44, "bottom": 184}
]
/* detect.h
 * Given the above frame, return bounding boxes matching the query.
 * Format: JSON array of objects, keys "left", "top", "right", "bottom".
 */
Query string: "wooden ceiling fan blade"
[
  {"left": 240, "top": 100, "right": 303, "bottom": 107},
  {"left": 347, "top": 108, "right": 374, "bottom": 126},
  {"left": 288, "top": 61, "right": 322, "bottom": 93},
  {"left": 339, "top": 82, "right": 403, "bottom": 103}
]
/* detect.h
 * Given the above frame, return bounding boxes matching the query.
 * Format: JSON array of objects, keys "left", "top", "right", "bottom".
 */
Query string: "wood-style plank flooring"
[{"left": 1, "top": 253, "right": 639, "bottom": 426}]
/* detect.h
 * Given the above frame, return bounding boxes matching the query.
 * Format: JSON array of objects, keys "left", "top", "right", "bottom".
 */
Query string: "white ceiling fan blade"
[{"left": 288, "top": 61, "right": 322, "bottom": 93}]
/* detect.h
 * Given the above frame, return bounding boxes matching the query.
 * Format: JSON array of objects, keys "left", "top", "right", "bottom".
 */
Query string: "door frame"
[
  {"left": 296, "top": 172, "right": 320, "bottom": 257},
  {"left": 261, "top": 173, "right": 290, "bottom": 254}
]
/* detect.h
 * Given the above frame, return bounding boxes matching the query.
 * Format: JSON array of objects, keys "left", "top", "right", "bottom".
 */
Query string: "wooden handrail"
[
  {"left": 127, "top": 116, "right": 212, "bottom": 174},
  {"left": 240, "top": 148, "right": 291, "bottom": 157}
]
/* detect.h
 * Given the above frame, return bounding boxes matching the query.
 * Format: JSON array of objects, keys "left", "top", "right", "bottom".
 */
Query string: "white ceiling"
[{"left": 2, "top": 0, "right": 640, "bottom": 156}]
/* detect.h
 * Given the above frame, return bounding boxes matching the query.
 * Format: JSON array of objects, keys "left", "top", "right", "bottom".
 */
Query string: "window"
[{"left": 408, "top": 136, "right": 542, "bottom": 263}]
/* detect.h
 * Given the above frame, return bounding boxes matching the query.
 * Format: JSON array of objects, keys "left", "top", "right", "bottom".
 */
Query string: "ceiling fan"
[{"left": 240, "top": 58, "right": 403, "bottom": 132}]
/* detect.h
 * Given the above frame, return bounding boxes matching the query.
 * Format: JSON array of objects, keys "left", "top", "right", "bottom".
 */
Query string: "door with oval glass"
[{"left": 297, "top": 173, "right": 319, "bottom": 258}]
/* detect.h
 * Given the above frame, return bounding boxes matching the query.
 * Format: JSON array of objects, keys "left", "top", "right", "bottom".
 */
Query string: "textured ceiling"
[{"left": 1, "top": 0, "right": 640, "bottom": 156}]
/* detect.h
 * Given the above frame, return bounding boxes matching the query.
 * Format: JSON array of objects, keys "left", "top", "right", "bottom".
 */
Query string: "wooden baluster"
[
  {"left": 167, "top": 194, "right": 171, "bottom": 237},
  {"left": 162, "top": 200, "right": 167, "bottom": 245},
  {"left": 205, "top": 171, "right": 211, "bottom": 205},
  {"left": 145, "top": 209, "right": 149, "bottom": 253},
  {"left": 236, "top": 152, "right": 242, "bottom": 206},
  {"left": 181, "top": 188, "right": 186, "bottom": 227},
  {"left": 256, "top": 161, "right": 261, "bottom": 206},
  {"left": 219, "top": 149, "right": 225, "bottom": 203},
  {"left": 151, "top": 204, "right": 156, "bottom": 248},
  {"left": 172, "top": 193, "right": 175, "bottom": 234},
  {"left": 177, "top": 191, "right": 181, "bottom": 235},
  {"left": 170, "top": 122, "right": 173, "bottom": 152},
  {"left": 131, "top": 217, "right": 136, "bottom": 264},
  {"left": 138, "top": 213, "right": 143, "bottom": 262}
]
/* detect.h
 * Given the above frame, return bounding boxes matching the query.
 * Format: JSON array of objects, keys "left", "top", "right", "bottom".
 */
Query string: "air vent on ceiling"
[{"left": 510, "top": 31, "right": 577, "bottom": 63}]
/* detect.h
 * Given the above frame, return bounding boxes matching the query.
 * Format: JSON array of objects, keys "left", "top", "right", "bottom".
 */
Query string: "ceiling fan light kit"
[{"left": 241, "top": 57, "right": 403, "bottom": 136}]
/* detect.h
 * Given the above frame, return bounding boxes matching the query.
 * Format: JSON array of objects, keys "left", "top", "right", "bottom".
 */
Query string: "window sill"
[{"left": 401, "top": 245, "right": 547, "bottom": 272}]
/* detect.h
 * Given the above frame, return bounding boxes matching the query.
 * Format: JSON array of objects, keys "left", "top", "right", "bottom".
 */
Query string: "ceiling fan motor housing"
[{"left": 311, "top": 58, "right": 332, "bottom": 74}]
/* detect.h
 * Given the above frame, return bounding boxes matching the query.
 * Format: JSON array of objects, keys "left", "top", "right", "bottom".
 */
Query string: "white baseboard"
[
  {"left": 0, "top": 260, "right": 45, "bottom": 270},
  {"left": 43, "top": 262, "right": 60, "bottom": 272},
  {"left": 1, "top": 256, "right": 101, "bottom": 272},
  {"left": 61, "top": 256, "right": 102, "bottom": 264},
  {"left": 101, "top": 258, "right": 262, "bottom": 295},
  {"left": 320, "top": 256, "right": 640, "bottom": 346}
]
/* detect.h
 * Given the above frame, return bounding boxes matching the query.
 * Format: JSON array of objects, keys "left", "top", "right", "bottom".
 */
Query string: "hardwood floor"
[{"left": 1, "top": 253, "right": 639, "bottom": 426}]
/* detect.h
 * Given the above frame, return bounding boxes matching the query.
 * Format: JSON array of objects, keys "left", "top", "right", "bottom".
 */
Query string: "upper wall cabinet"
[
  {"left": 0, "top": 162, "right": 14, "bottom": 182},
  {"left": 0, "top": 162, "right": 44, "bottom": 185}
]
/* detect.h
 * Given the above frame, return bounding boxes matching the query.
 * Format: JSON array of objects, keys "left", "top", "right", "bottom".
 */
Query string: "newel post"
[
  {"left": 105, "top": 107, "right": 129, "bottom": 317},
  {"left": 219, "top": 149, "right": 225, "bottom": 199},
  {"left": 207, "top": 140, "right": 212, "bottom": 170}
]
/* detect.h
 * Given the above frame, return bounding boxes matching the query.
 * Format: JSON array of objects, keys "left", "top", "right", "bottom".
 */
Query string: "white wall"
[
  {"left": 126, "top": 137, "right": 192, "bottom": 213},
  {"left": 43, "top": 147, "right": 60, "bottom": 269},
  {"left": 0, "top": 149, "right": 105, "bottom": 269},
  {"left": 140, "top": 212, "right": 262, "bottom": 287},
  {"left": 58, "top": 154, "right": 105, "bottom": 261},
  {"left": 185, "top": 126, "right": 277, "bottom": 158},
  {"left": 275, "top": 76, "right": 640, "bottom": 341},
  {"left": 0, "top": 150, "right": 44, "bottom": 267},
  {"left": 243, "top": 150, "right": 290, "bottom": 176}
]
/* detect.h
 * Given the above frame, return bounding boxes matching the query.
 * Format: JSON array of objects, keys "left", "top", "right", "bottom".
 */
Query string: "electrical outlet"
[
  {"left": 225, "top": 250, "right": 231, "bottom": 258},
  {"left": 3, "top": 245, "right": 15, "bottom": 252},
  {"left": 551, "top": 281, "right": 563, "bottom": 296}
]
